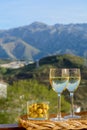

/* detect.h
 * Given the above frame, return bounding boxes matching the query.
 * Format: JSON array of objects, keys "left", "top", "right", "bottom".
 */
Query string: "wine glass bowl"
[
  {"left": 50, "top": 69, "right": 69, "bottom": 93},
  {"left": 67, "top": 69, "right": 81, "bottom": 92}
]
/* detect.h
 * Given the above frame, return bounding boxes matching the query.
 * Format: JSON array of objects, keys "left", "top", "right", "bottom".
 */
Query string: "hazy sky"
[{"left": 0, "top": 0, "right": 87, "bottom": 29}]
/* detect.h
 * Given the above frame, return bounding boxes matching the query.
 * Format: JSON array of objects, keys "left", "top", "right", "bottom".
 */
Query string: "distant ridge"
[{"left": 0, "top": 22, "right": 87, "bottom": 60}]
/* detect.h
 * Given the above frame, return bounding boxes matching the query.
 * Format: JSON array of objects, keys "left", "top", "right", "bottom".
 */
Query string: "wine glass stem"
[
  {"left": 70, "top": 92, "right": 74, "bottom": 117},
  {"left": 57, "top": 93, "right": 61, "bottom": 120}
]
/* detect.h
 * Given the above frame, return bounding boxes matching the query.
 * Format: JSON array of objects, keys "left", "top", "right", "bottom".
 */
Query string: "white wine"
[
  {"left": 50, "top": 77, "right": 69, "bottom": 93},
  {"left": 67, "top": 77, "right": 81, "bottom": 92}
]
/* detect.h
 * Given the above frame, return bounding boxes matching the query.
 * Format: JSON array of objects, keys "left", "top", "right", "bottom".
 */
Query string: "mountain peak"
[{"left": 29, "top": 21, "right": 48, "bottom": 29}]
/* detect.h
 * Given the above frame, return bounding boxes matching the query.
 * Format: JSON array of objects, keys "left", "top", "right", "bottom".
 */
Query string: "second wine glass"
[
  {"left": 49, "top": 68, "right": 69, "bottom": 121},
  {"left": 64, "top": 68, "right": 81, "bottom": 119}
]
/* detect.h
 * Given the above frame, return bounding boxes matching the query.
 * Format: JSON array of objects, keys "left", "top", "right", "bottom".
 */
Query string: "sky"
[{"left": 0, "top": 0, "right": 87, "bottom": 29}]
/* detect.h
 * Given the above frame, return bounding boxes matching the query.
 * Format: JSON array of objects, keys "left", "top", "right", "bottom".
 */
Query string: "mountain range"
[{"left": 0, "top": 22, "right": 87, "bottom": 61}]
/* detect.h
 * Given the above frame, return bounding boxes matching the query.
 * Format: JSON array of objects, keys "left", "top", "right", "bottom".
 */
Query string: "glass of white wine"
[
  {"left": 49, "top": 68, "right": 69, "bottom": 121},
  {"left": 64, "top": 68, "right": 81, "bottom": 119}
]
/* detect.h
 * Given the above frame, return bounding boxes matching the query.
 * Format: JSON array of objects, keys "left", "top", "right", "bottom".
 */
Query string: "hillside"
[
  {"left": 0, "top": 54, "right": 87, "bottom": 123},
  {"left": 0, "top": 22, "right": 87, "bottom": 60},
  {"left": 1, "top": 54, "right": 85, "bottom": 82},
  {"left": 1, "top": 54, "right": 87, "bottom": 111}
]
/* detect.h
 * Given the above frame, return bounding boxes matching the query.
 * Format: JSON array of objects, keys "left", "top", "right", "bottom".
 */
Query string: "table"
[{"left": 0, "top": 124, "right": 25, "bottom": 130}]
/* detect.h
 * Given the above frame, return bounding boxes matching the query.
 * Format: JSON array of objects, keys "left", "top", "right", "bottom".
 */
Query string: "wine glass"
[
  {"left": 64, "top": 68, "right": 81, "bottom": 119},
  {"left": 49, "top": 68, "right": 69, "bottom": 121}
]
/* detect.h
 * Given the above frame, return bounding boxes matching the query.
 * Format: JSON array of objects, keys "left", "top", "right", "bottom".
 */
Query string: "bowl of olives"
[{"left": 27, "top": 100, "right": 49, "bottom": 120}]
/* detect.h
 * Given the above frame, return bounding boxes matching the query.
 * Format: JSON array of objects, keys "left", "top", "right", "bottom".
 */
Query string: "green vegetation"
[
  {"left": 0, "top": 54, "right": 87, "bottom": 124},
  {"left": 0, "top": 80, "right": 70, "bottom": 124}
]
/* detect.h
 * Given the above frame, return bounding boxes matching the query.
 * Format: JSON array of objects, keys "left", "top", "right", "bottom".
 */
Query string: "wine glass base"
[
  {"left": 50, "top": 117, "right": 66, "bottom": 121},
  {"left": 64, "top": 114, "right": 81, "bottom": 119}
]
